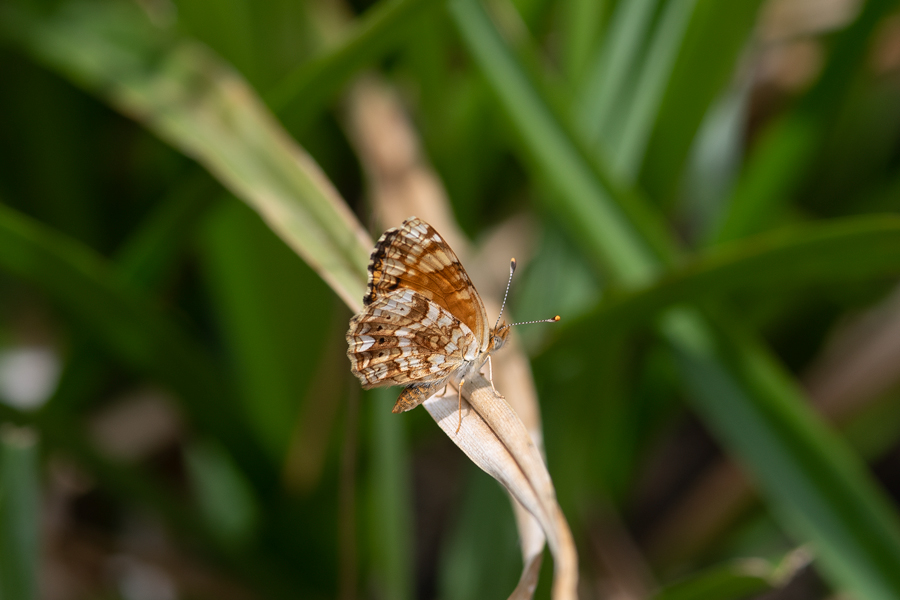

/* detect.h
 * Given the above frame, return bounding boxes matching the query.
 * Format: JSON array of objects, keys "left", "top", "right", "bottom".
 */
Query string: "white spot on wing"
[
  {"left": 426, "top": 303, "right": 441, "bottom": 323},
  {"left": 356, "top": 335, "right": 375, "bottom": 352}
]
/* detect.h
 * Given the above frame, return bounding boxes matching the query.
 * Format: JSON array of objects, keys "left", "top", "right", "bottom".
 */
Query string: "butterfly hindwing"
[{"left": 346, "top": 288, "right": 478, "bottom": 388}]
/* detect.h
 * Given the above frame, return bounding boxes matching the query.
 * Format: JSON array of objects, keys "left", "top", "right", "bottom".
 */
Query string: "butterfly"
[{"left": 346, "top": 216, "right": 558, "bottom": 431}]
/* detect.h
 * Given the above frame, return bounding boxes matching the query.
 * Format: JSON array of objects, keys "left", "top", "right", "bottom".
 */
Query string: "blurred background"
[{"left": 3, "top": 0, "right": 900, "bottom": 598}]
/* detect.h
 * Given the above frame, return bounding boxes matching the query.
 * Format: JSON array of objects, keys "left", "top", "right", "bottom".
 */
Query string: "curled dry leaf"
[
  {"left": 344, "top": 75, "right": 578, "bottom": 598},
  {"left": 423, "top": 376, "right": 577, "bottom": 600}
]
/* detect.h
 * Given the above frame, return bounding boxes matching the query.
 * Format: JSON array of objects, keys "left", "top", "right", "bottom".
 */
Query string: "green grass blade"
[
  {"left": 0, "top": 202, "right": 271, "bottom": 482},
  {"left": 0, "top": 426, "right": 39, "bottom": 600},
  {"left": 269, "top": 0, "right": 436, "bottom": 131},
  {"left": 649, "top": 549, "right": 814, "bottom": 600},
  {"left": 576, "top": 0, "right": 658, "bottom": 145},
  {"left": 185, "top": 439, "right": 260, "bottom": 550},
  {"left": 173, "top": 0, "right": 257, "bottom": 83},
  {"left": 664, "top": 311, "right": 900, "bottom": 599},
  {"left": 198, "top": 200, "right": 336, "bottom": 459},
  {"left": 449, "top": 2, "right": 900, "bottom": 596},
  {"left": 651, "top": 560, "right": 774, "bottom": 600},
  {"left": 113, "top": 172, "right": 219, "bottom": 289},
  {"left": 366, "top": 389, "right": 413, "bottom": 600},
  {"left": 711, "top": 113, "right": 820, "bottom": 244},
  {"left": 448, "top": 0, "right": 672, "bottom": 286},
  {"left": 557, "top": 0, "right": 608, "bottom": 84},
  {"left": 0, "top": 0, "right": 372, "bottom": 310},
  {"left": 711, "top": 0, "right": 899, "bottom": 244},
  {"left": 565, "top": 215, "right": 900, "bottom": 340},
  {"left": 640, "top": 0, "right": 764, "bottom": 202},
  {"left": 438, "top": 470, "right": 521, "bottom": 600},
  {"left": 607, "top": 0, "right": 697, "bottom": 179}
]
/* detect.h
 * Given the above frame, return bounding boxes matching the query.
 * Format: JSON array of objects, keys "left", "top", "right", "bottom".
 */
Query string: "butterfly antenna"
[
  {"left": 494, "top": 258, "right": 561, "bottom": 331},
  {"left": 506, "top": 315, "right": 561, "bottom": 327},
  {"left": 494, "top": 258, "right": 517, "bottom": 331}
]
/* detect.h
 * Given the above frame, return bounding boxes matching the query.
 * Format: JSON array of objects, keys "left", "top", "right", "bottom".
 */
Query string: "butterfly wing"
[
  {"left": 363, "top": 217, "right": 489, "bottom": 349},
  {"left": 346, "top": 288, "right": 477, "bottom": 389}
]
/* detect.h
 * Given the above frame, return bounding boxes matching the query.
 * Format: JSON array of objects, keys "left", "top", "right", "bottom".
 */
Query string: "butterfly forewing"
[{"left": 363, "top": 218, "right": 489, "bottom": 347}]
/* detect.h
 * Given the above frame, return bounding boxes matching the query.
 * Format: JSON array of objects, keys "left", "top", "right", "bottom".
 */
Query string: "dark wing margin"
[{"left": 363, "top": 223, "right": 405, "bottom": 307}]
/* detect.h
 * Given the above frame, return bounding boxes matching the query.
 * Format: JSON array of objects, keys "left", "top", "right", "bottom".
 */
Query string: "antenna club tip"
[
  {"left": 553, "top": 315, "right": 560, "bottom": 321},
  {"left": 510, "top": 258, "right": 517, "bottom": 272}
]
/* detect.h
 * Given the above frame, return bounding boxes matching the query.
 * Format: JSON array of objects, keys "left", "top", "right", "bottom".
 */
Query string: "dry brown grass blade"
[
  {"left": 343, "top": 75, "right": 578, "bottom": 598},
  {"left": 509, "top": 506, "right": 546, "bottom": 599},
  {"left": 423, "top": 376, "right": 577, "bottom": 600}
]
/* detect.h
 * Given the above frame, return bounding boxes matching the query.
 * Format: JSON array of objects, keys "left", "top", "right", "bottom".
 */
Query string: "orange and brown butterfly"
[{"left": 346, "top": 216, "right": 558, "bottom": 431}]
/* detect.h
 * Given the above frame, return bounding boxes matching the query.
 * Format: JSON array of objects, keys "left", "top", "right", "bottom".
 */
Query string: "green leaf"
[
  {"left": 576, "top": 0, "right": 658, "bottom": 145},
  {"left": 449, "top": 2, "right": 900, "bottom": 597},
  {"left": 606, "top": 0, "right": 698, "bottom": 179},
  {"left": 663, "top": 311, "right": 900, "bottom": 599},
  {"left": 556, "top": 0, "right": 608, "bottom": 84},
  {"left": 185, "top": 439, "right": 260, "bottom": 550},
  {"left": 268, "top": 0, "right": 438, "bottom": 132},
  {"left": 365, "top": 388, "right": 413, "bottom": 600},
  {"left": 640, "top": 0, "right": 765, "bottom": 202},
  {"left": 0, "top": 202, "right": 271, "bottom": 484},
  {"left": 448, "top": 0, "right": 674, "bottom": 286},
  {"left": 0, "top": 426, "right": 39, "bottom": 600},
  {"left": 113, "top": 172, "right": 220, "bottom": 289},
  {"left": 652, "top": 560, "right": 773, "bottom": 600},
  {"left": 198, "top": 200, "right": 336, "bottom": 459},
  {"left": 565, "top": 216, "right": 900, "bottom": 340},
  {"left": 438, "top": 469, "right": 521, "bottom": 600},
  {"left": 652, "top": 549, "right": 816, "bottom": 600},
  {"left": 1, "top": 0, "right": 372, "bottom": 310},
  {"left": 711, "top": 0, "right": 900, "bottom": 243}
]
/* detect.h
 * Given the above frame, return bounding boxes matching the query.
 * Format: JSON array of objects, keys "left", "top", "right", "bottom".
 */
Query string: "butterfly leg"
[
  {"left": 487, "top": 355, "right": 496, "bottom": 393},
  {"left": 455, "top": 379, "right": 465, "bottom": 434}
]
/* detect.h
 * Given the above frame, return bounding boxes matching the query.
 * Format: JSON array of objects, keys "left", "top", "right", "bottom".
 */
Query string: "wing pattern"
[
  {"left": 363, "top": 217, "right": 489, "bottom": 346},
  {"left": 346, "top": 217, "right": 495, "bottom": 414}
]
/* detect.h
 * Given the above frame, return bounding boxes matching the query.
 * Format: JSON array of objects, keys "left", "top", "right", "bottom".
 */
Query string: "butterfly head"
[{"left": 491, "top": 323, "right": 511, "bottom": 352}]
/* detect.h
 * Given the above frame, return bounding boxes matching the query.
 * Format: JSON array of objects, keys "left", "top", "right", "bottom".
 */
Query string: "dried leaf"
[
  {"left": 345, "top": 75, "right": 578, "bottom": 598},
  {"left": 424, "top": 377, "right": 578, "bottom": 600}
]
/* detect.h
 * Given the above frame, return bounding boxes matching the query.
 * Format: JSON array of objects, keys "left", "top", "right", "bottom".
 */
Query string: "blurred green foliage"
[{"left": 2, "top": 0, "right": 900, "bottom": 598}]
